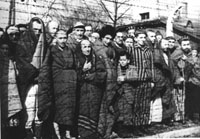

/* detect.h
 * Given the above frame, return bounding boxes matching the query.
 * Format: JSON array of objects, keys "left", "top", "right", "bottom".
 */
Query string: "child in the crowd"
[{"left": 111, "top": 51, "right": 138, "bottom": 137}]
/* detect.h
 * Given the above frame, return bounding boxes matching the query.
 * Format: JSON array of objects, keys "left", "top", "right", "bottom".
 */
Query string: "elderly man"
[
  {"left": 45, "top": 20, "right": 60, "bottom": 45},
  {"left": 67, "top": 22, "right": 86, "bottom": 52},
  {"left": 36, "top": 20, "right": 60, "bottom": 139}
]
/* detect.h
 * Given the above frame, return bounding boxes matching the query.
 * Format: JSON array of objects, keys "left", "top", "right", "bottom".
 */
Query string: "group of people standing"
[{"left": 1, "top": 16, "right": 200, "bottom": 139}]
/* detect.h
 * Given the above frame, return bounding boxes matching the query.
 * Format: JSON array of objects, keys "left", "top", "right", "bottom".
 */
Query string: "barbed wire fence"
[{"left": 1, "top": 0, "right": 200, "bottom": 138}]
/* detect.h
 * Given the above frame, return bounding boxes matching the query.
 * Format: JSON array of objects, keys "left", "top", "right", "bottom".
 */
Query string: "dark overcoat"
[
  {"left": 77, "top": 50, "right": 107, "bottom": 139},
  {"left": 39, "top": 43, "right": 77, "bottom": 125},
  {"left": 153, "top": 49, "right": 179, "bottom": 119},
  {"left": 92, "top": 40, "right": 118, "bottom": 138}
]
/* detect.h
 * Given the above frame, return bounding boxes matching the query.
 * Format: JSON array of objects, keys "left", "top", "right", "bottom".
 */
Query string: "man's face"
[
  {"left": 0, "top": 44, "right": 9, "bottom": 56},
  {"left": 168, "top": 39, "right": 175, "bottom": 49},
  {"left": 119, "top": 55, "right": 129, "bottom": 67},
  {"left": 124, "top": 38, "right": 133, "bottom": 48},
  {"left": 115, "top": 32, "right": 124, "bottom": 45},
  {"left": 32, "top": 21, "right": 42, "bottom": 38},
  {"left": 147, "top": 31, "right": 156, "bottom": 43},
  {"left": 84, "top": 26, "right": 92, "bottom": 37},
  {"left": 56, "top": 32, "right": 67, "bottom": 47},
  {"left": 128, "top": 29, "right": 135, "bottom": 38},
  {"left": 48, "top": 21, "right": 59, "bottom": 37},
  {"left": 135, "top": 33, "right": 146, "bottom": 46},
  {"left": 102, "top": 34, "right": 112, "bottom": 47},
  {"left": 102, "top": 35, "right": 112, "bottom": 46},
  {"left": 81, "top": 40, "right": 91, "bottom": 56},
  {"left": 90, "top": 32, "right": 100, "bottom": 43},
  {"left": 181, "top": 40, "right": 191, "bottom": 54},
  {"left": 74, "top": 27, "right": 85, "bottom": 41}
]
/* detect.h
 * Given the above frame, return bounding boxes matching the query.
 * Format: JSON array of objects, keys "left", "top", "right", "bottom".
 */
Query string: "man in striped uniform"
[{"left": 130, "top": 30, "right": 155, "bottom": 134}]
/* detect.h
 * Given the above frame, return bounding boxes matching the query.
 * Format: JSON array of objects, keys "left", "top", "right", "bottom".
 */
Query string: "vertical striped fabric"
[
  {"left": 131, "top": 43, "right": 154, "bottom": 82},
  {"left": 128, "top": 43, "right": 154, "bottom": 126}
]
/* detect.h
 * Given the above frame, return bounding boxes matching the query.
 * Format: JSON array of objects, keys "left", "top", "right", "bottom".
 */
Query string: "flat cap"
[{"left": 74, "top": 22, "right": 85, "bottom": 29}]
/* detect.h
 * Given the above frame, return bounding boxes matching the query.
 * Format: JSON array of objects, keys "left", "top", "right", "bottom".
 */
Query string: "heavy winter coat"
[
  {"left": 76, "top": 49, "right": 107, "bottom": 139},
  {"left": 16, "top": 17, "right": 47, "bottom": 104},
  {"left": 38, "top": 43, "right": 77, "bottom": 125},
  {"left": 92, "top": 40, "right": 118, "bottom": 138},
  {"left": 153, "top": 49, "right": 179, "bottom": 119}
]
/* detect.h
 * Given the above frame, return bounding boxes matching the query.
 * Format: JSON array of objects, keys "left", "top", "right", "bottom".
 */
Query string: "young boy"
[{"left": 111, "top": 52, "right": 138, "bottom": 137}]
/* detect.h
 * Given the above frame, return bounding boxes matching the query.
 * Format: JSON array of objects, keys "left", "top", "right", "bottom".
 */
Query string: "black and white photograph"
[{"left": 0, "top": 0, "right": 200, "bottom": 138}]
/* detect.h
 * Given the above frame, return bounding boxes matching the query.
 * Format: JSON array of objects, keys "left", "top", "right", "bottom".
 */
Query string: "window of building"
[{"left": 140, "top": 12, "right": 149, "bottom": 20}]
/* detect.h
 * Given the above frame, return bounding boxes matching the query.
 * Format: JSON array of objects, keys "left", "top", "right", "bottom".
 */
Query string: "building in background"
[
  {"left": 117, "top": 0, "right": 200, "bottom": 48},
  {"left": 0, "top": 0, "right": 199, "bottom": 30},
  {"left": 0, "top": 0, "right": 107, "bottom": 29}
]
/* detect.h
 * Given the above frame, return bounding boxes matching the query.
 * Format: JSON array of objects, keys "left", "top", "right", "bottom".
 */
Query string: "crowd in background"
[{"left": 0, "top": 16, "right": 200, "bottom": 139}]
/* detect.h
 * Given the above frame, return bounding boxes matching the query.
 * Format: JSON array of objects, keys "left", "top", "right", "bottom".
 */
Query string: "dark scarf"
[{"left": 77, "top": 50, "right": 94, "bottom": 70}]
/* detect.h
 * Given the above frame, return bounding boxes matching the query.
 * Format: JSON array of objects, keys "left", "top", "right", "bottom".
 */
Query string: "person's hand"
[
  {"left": 83, "top": 62, "right": 92, "bottom": 71},
  {"left": 9, "top": 118, "right": 19, "bottom": 126},
  {"left": 176, "top": 77, "right": 185, "bottom": 84},
  {"left": 117, "top": 76, "right": 125, "bottom": 82},
  {"left": 179, "top": 77, "right": 185, "bottom": 82},
  {"left": 182, "top": 55, "right": 187, "bottom": 60},
  {"left": 151, "top": 82, "right": 155, "bottom": 88}
]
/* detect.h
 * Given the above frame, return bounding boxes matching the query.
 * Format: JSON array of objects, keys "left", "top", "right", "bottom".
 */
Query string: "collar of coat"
[{"left": 134, "top": 43, "right": 149, "bottom": 51}]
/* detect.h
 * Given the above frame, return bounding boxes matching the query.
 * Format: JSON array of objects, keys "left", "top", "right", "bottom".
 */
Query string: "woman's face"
[
  {"left": 56, "top": 31, "right": 67, "bottom": 47},
  {"left": 81, "top": 40, "right": 91, "bottom": 56}
]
